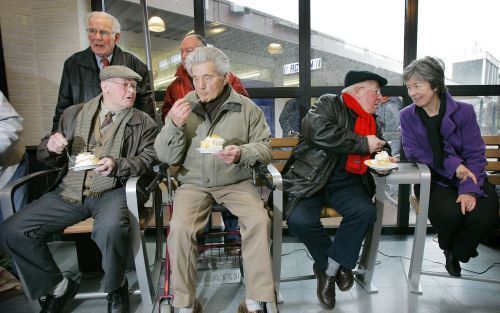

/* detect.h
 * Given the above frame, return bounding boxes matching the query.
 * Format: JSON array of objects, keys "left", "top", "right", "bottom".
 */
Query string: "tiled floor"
[{"left": 1, "top": 235, "right": 499, "bottom": 313}]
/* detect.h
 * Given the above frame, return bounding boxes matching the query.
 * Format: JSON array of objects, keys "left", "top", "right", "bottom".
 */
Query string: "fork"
[{"left": 65, "top": 147, "right": 76, "bottom": 164}]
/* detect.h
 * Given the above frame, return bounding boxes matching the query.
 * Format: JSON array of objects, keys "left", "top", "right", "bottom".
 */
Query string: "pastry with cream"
[
  {"left": 200, "top": 135, "right": 224, "bottom": 150},
  {"left": 74, "top": 152, "right": 99, "bottom": 167},
  {"left": 373, "top": 151, "right": 391, "bottom": 166}
]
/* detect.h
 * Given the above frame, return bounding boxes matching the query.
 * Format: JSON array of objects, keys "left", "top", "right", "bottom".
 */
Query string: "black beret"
[
  {"left": 344, "top": 70, "right": 387, "bottom": 88},
  {"left": 99, "top": 65, "right": 142, "bottom": 82}
]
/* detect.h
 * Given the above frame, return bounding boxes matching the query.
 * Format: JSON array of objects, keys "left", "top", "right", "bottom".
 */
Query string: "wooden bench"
[
  {"left": 269, "top": 137, "right": 340, "bottom": 218},
  {"left": 483, "top": 135, "right": 500, "bottom": 186}
]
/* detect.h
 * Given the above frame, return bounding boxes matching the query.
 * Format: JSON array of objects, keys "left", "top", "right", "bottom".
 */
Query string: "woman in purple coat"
[{"left": 400, "top": 56, "right": 498, "bottom": 277}]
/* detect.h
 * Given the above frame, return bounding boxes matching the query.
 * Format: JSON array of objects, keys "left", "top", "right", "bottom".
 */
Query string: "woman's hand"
[
  {"left": 456, "top": 193, "right": 476, "bottom": 215},
  {"left": 455, "top": 164, "right": 477, "bottom": 184}
]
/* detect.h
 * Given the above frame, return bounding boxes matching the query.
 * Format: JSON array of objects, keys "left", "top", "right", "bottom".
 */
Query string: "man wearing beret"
[
  {"left": 282, "top": 71, "right": 394, "bottom": 310},
  {"left": 0, "top": 65, "right": 158, "bottom": 313}
]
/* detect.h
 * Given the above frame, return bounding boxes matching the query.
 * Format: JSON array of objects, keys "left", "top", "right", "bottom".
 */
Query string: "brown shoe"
[
  {"left": 313, "top": 263, "right": 336, "bottom": 310},
  {"left": 336, "top": 266, "right": 354, "bottom": 291},
  {"left": 237, "top": 298, "right": 265, "bottom": 313},
  {"left": 193, "top": 300, "right": 203, "bottom": 313}
]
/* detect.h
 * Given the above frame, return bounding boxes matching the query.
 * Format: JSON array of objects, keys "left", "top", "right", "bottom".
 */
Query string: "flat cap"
[
  {"left": 344, "top": 70, "right": 387, "bottom": 88},
  {"left": 99, "top": 65, "right": 142, "bottom": 82}
]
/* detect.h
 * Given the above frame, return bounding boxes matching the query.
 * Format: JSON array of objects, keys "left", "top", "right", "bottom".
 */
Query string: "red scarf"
[{"left": 342, "top": 93, "right": 376, "bottom": 174}]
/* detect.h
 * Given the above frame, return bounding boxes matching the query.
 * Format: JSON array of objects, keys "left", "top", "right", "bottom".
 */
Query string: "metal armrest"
[{"left": 0, "top": 168, "right": 62, "bottom": 220}]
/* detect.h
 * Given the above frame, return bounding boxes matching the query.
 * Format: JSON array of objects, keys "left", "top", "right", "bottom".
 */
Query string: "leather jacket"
[
  {"left": 282, "top": 93, "right": 390, "bottom": 217},
  {"left": 53, "top": 46, "right": 154, "bottom": 131}
]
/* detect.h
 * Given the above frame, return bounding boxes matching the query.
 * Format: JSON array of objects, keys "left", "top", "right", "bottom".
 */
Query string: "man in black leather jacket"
[
  {"left": 283, "top": 71, "right": 393, "bottom": 310},
  {"left": 52, "top": 11, "right": 154, "bottom": 131}
]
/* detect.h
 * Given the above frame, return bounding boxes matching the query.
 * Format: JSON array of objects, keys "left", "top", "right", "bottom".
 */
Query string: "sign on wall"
[{"left": 283, "top": 58, "right": 322, "bottom": 75}]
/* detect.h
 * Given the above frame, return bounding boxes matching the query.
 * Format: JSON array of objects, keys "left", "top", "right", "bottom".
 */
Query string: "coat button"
[{"left": 205, "top": 178, "right": 210, "bottom": 183}]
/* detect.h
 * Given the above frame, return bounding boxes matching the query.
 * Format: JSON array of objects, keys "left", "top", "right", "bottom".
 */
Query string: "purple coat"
[{"left": 400, "top": 91, "right": 487, "bottom": 196}]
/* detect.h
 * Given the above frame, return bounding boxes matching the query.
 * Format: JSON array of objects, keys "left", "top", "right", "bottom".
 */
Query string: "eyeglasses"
[
  {"left": 180, "top": 48, "right": 196, "bottom": 55},
  {"left": 108, "top": 80, "right": 137, "bottom": 92},
  {"left": 361, "top": 87, "right": 382, "bottom": 96},
  {"left": 87, "top": 28, "right": 114, "bottom": 37}
]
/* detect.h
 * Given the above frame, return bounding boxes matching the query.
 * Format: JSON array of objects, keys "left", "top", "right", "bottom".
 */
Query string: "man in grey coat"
[
  {"left": 154, "top": 47, "right": 276, "bottom": 313},
  {"left": 0, "top": 66, "right": 157, "bottom": 313}
]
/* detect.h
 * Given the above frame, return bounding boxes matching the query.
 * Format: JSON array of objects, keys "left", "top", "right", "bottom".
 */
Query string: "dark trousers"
[
  {"left": 287, "top": 179, "right": 376, "bottom": 270},
  {"left": 415, "top": 181, "right": 498, "bottom": 262},
  {"left": 0, "top": 188, "right": 130, "bottom": 299}
]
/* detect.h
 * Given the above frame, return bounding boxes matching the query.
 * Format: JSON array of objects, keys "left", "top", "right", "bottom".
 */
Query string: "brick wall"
[{"left": 0, "top": 0, "right": 90, "bottom": 146}]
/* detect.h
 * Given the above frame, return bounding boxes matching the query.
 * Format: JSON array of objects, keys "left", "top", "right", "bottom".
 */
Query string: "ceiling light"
[
  {"left": 267, "top": 43, "right": 283, "bottom": 55},
  {"left": 208, "top": 27, "right": 227, "bottom": 35},
  {"left": 148, "top": 16, "right": 166, "bottom": 32}
]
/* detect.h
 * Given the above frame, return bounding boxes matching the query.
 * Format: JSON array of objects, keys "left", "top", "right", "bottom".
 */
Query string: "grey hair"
[
  {"left": 184, "top": 46, "right": 230, "bottom": 77},
  {"left": 86, "top": 11, "right": 121, "bottom": 34},
  {"left": 183, "top": 34, "right": 207, "bottom": 47},
  {"left": 402, "top": 56, "right": 446, "bottom": 94}
]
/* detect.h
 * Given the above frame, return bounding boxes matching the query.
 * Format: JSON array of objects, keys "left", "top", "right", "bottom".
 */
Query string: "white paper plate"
[
  {"left": 196, "top": 148, "right": 223, "bottom": 154},
  {"left": 364, "top": 159, "right": 398, "bottom": 171},
  {"left": 69, "top": 164, "right": 99, "bottom": 171}
]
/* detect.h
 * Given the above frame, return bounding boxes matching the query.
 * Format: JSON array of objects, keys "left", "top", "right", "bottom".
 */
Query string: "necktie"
[
  {"left": 100, "top": 58, "right": 109, "bottom": 69},
  {"left": 100, "top": 111, "right": 114, "bottom": 134}
]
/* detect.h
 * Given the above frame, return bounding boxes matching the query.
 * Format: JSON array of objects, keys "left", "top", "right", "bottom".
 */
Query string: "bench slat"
[
  {"left": 485, "top": 149, "right": 500, "bottom": 158},
  {"left": 486, "top": 162, "right": 500, "bottom": 171},
  {"left": 488, "top": 175, "right": 500, "bottom": 185},
  {"left": 483, "top": 135, "right": 500, "bottom": 145},
  {"left": 272, "top": 150, "right": 293, "bottom": 160},
  {"left": 270, "top": 137, "right": 299, "bottom": 148}
]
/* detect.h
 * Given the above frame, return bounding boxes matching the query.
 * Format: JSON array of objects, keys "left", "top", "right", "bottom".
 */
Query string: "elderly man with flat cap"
[
  {"left": 282, "top": 70, "right": 394, "bottom": 310},
  {"left": 0, "top": 65, "right": 158, "bottom": 313}
]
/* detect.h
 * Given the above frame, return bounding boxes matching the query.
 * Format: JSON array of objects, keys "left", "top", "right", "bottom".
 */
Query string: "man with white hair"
[
  {"left": 283, "top": 71, "right": 394, "bottom": 310},
  {"left": 155, "top": 47, "right": 276, "bottom": 313},
  {"left": 52, "top": 11, "right": 154, "bottom": 132},
  {"left": 1, "top": 66, "right": 158, "bottom": 313}
]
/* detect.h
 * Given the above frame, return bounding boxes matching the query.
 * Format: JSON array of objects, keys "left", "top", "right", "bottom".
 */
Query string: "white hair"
[
  {"left": 184, "top": 46, "right": 230, "bottom": 77},
  {"left": 86, "top": 11, "right": 121, "bottom": 34}
]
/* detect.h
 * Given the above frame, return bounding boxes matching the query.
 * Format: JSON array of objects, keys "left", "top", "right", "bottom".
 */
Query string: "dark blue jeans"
[{"left": 287, "top": 178, "right": 376, "bottom": 270}]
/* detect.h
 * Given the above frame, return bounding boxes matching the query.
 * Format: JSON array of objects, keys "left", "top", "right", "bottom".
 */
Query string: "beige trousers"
[{"left": 169, "top": 179, "right": 275, "bottom": 307}]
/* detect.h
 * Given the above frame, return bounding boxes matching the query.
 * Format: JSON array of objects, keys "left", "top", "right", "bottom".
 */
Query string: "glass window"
[
  {"left": 310, "top": 0, "right": 405, "bottom": 87},
  {"left": 454, "top": 96, "right": 499, "bottom": 135},
  {"left": 205, "top": 0, "right": 299, "bottom": 88},
  {"left": 105, "top": 0, "right": 195, "bottom": 92},
  {"left": 418, "top": 0, "right": 500, "bottom": 85}
]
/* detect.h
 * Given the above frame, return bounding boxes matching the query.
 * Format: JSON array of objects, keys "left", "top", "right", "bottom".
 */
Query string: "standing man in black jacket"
[
  {"left": 52, "top": 11, "right": 154, "bottom": 131},
  {"left": 283, "top": 71, "right": 394, "bottom": 310}
]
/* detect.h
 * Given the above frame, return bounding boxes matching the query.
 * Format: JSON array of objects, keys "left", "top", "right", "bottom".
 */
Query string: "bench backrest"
[
  {"left": 270, "top": 137, "right": 299, "bottom": 172},
  {"left": 483, "top": 135, "right": 500, "bottom": 185}
]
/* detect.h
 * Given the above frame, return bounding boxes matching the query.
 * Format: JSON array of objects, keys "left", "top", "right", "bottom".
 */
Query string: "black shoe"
[
  {"left": 40, "top": 278, "right": 79, "bottom": 313},
  {"left": 336, "top": 266, "right": 354, "bottom": 291},
  {"left": 444, "top": 250, "right": 461, "bottom": 277},
  {"left": 107, "top": 279, "right": 130, "bottom": 313},
  {"left": 312, "top": 263, "right": 336, "bottom": 310}
]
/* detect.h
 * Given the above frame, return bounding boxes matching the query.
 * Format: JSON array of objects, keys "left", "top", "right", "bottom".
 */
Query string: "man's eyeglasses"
[
  {"left": 180, "top": 46, "right": 202, "bottom": 55},
  {"left": 87, "top": 28, "right": 114, "bottom": 37},
  {"left": 108, "top": 80, "right": 137, "bottom": 92},
  {"left": 361, "top": 87, "right": 382, "bottom": 96}
]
